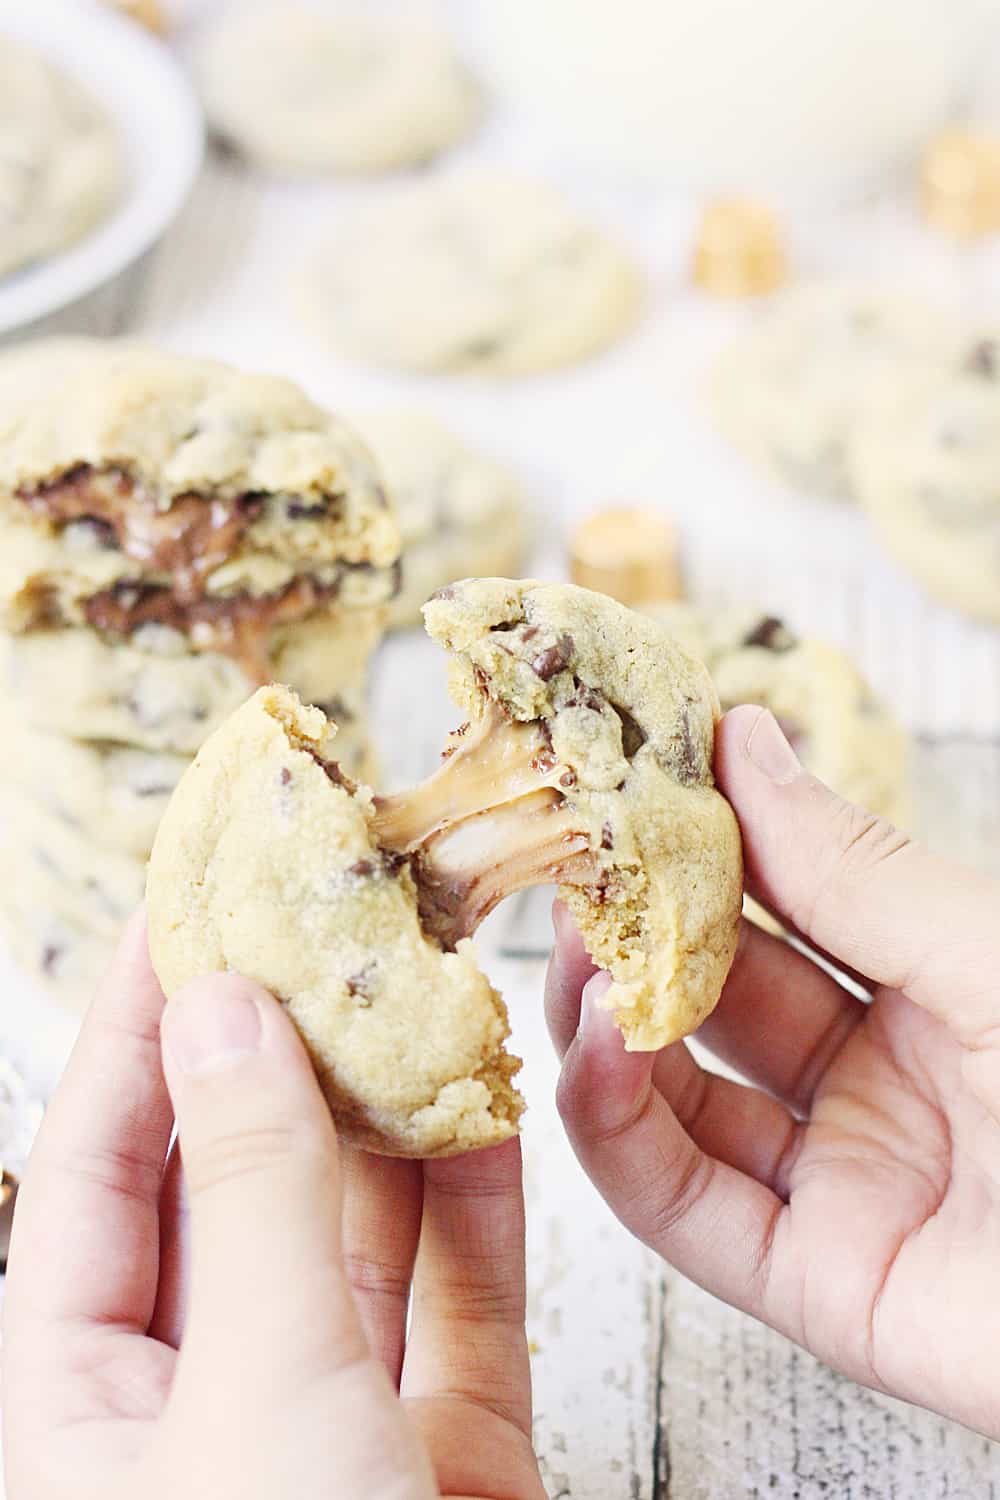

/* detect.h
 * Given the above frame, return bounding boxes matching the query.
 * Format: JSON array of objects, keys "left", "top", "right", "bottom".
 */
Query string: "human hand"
[
  {"left": 546, "top": 704, "right": 1000, "bottom": 1439},
  {"left": 3, "top": 913, "right": 543, "bottom": 1500}
]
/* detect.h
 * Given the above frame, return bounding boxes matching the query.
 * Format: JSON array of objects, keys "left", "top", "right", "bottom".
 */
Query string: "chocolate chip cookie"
[
  {"left": 653, "top": 604, "right": 910, "bottom": 825},
  {"left": 147, "top": 581, "right": 743, "bottom": 1155},
  {"left": 0, "top": 892, "right": 114, "bottom": 1012},
  {"left": 853, "top": 336, "right": 1000, "bottom": 622},
  {"left": 0, "top": 708, "right": 376, "bottom": 860},
  {"left": 710, "top": 283, "right": 954, "bottom": 500},
  {"left": 297, "top": 173, "right": 642, "bottom": 375},
  {"left": 0, "top": 606, "right": 379, "bottom": 753},
  {"left": 0, "top": 797, "right": 146, "bottom": 941},
  {"left": 194, "top": 3, "right": 481, "bottom": 174},
  {"left": 357, "top": 411, "right": 527, "bottom": 628}
]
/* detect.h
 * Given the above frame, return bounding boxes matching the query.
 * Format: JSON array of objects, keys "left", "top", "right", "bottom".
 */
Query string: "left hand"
[{"left": 2, "top": 911, "right": 544, "bottom": 1500}]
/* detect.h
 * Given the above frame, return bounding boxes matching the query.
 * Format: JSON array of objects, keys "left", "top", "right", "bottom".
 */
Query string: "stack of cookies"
[{"left": 0, "top": 343, "right": 400, "bottom": 1009}]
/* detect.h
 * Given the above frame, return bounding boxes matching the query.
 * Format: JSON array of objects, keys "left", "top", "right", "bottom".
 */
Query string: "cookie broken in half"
[{"left": 147, "top": 580, "right": 743, "bottom": 1155}]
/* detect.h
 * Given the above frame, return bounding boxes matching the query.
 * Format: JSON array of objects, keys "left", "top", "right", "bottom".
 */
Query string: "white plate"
[{"left": 0, "top": 0, "right": 203, "bottom": 334}]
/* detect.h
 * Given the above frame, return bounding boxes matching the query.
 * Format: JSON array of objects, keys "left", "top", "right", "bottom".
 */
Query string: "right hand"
[{"left": 546, "top": 704, "right": 1000, "bottom": 1438}]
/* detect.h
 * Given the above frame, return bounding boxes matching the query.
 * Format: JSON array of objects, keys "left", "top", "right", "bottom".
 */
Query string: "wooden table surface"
[{"left": 3, "top": 9, "right": 1000, "bottom": 1490}]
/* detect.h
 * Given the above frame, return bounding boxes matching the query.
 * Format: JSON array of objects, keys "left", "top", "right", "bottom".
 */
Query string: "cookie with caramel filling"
[
  {"left": 0, "top": 345, "right": 400, "bottom": 681},
  {"left": 147, "top": 581, "right": 743, "bottom": 1156}
]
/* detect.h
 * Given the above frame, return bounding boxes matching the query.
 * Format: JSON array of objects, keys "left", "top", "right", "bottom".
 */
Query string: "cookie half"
[{"left": 148, "top": 581, "right": 743, "bottom": 1155}]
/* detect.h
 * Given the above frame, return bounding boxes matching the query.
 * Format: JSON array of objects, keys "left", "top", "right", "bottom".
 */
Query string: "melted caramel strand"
[
  {"left": 83, "top": 575, "right": 336, "bottom": 682},
  {"left": 412, "top": 787, "right": 593, "bottom": 950},
  {"left": 17, "top": 463, "right": 267, "bottom": 603},
  {"left": 371, "top": 703, "right": 558, "bottom": 851}
]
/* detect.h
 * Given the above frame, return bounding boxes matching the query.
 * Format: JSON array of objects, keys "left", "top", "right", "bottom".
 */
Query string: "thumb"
[
  {"left": 160, "top": 974, "right": 361, "bottom": 1369},
  {"left": 716, "top": 705, "right": 1000, "bottom": 1045}
]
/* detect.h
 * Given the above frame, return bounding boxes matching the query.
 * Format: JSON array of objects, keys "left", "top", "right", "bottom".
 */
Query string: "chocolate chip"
[
  {"left": 348, "top": 858, "right": 375, "bottom": 877},
  {"left": 611, "top": 702, "right": 647, "bottom": 759},
  {"left": 460, "top": 338, "right": 501, "bottom": 363},
  {"left": 521, "top": 625, "right": 539, "bottom": 642},
  {"left": 965, "top": 339, "right": 998, "bottom": 378},
  {"left": 388, "top": 557, "right": 403, "bottom": 599},
  {"left": 430, "top": 584, "right": 456, "bottom": 602},
  {"left": 237, "top": 491, "right": 267, "bottom": 519},
  {"left": 346, "top": 964, "right": 376, "bottom": 1006},
  {"left": 559, "top": 770, "right": 577, "bottom": 789},
  {"left": 306, "top": 747, "right": 357, "bottom": 794},
  {"left": 532, "top": 634, "right": 574, "bottom": 682},
  {"left": 286, "top": 500, "right": 327, "bottom": 521},
  {"left": 568, "top": 678, "right": 604, "bottom": 713},
  {"left": 314, "top": 695, "right": 354, "bottom": 724},
  {"left": 742, "top": 616, "right": 795, "bottom": 652},
  {"left": 41, "top": 942, "right": 62, "bottom": 975},
  {"left": 676, "top": 702, "right": 703, "bottom": 786},
  {"left": 381, "top": 849, "right": 407, "bottom": 878},
  {"left": 532, "top": 749, "right": 557, "bottom": 774},
  {"left": 279, "top": 767, "right": 291, "bottom": 786},
  {"left": 600, "top": 822, "right": 614, "bottom": 851}
]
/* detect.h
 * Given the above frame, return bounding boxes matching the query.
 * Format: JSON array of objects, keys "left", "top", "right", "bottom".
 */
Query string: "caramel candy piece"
[
  {"left": 692, "top": 197, "right": 787, "bottom": 298},
  {"left": 570, "top": 507, "right": 681, "bottom": 606},
  {"left": 0, "top": 1171, "right": 15, "bottom": 1271},
  {"left": 106, "top": 0, "right": 167, "bottom": 33},
  {"left": 921, "top": 129, "right": 1000, "bottom": 238}
]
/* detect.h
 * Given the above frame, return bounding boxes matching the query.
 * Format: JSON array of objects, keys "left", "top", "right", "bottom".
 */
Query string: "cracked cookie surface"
[
  {"left": 194, "top": 3, "right": 481, "bottom": 174},
  {"left": 148, "top": 581, "right": 742, "bottom": 1154},
  {"left": 854, "top": 336, "right": 1000, "bottom": 623},
  {"left": 652, "top": 603, "right": 910, "bottom": 825},
  {"left": 297, "top": 173, "right": 642, "bottom": 375}
]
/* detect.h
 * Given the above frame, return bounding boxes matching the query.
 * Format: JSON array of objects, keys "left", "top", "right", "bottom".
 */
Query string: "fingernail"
[
  {"left": 579, "top": 973, "right": 614, "bottom": 1037},
  {"left": 162, "top": 978, "right": 263, "bottom": 1075},
  {"left": 745, "top": 709, "right": 801, "bottom": 785}
]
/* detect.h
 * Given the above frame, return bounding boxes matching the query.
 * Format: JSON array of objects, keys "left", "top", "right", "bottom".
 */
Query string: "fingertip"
[
  {"left": 545, "top": 901, "right": 599, "bottom": 1059},
  {"left": 161, "top": 973, "right": 314, "bottom": 1090},
  {"left": 557, "top": 974, "right": 655, "bottom": 1138}
]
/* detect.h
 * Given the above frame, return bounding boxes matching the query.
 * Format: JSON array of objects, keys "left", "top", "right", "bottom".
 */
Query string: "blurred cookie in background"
[
  {"left": 296, "top": 172, "right": 642, "bottom": 375},
  {"left": 709, "top": 283, "right": 955, "bottom": 501},
  {"left": 357, "top": 410, "right": 527, "bottom": 628},
  {"left": 0, "top": 37, "right": 121, "bottom": 279},
  {"left": 652, "top": 603, "right": 910, "bottom": 825},
  {"left": 193, "top": 2, "right": 482, "bottom": 174},
  {"left": 854, "top": 336, "right": 1000, "bottom": 624}
]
